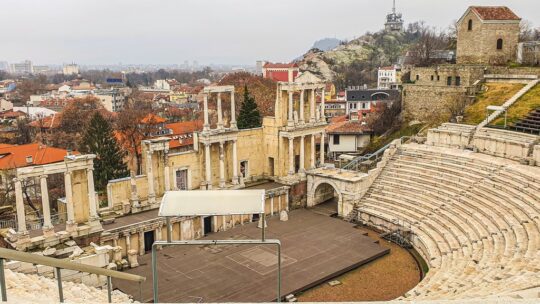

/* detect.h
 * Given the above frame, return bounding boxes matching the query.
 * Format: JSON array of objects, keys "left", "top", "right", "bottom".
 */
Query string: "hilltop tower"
[{"left": 385, "top": 0, "right": 404, "bottom": 32}]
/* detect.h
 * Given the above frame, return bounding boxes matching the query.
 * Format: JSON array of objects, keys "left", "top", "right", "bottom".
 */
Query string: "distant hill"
[{"left": 311, "top": 38, "right": 341, "bottom": 52}]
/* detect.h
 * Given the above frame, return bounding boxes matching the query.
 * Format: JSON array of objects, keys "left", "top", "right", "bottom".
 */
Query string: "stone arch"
[{"left": 307, "top": 179, "right": 344, "bottom": 215}]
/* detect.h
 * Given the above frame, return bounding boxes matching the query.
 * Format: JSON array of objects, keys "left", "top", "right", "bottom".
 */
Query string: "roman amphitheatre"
[{"left": 0, "top": 4, "right": 539, "bottom": 304}]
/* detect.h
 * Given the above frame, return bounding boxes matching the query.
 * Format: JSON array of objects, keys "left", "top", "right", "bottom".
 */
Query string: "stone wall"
[
  {"left": 426, "top": 123, "right": 477, "bottom": 149},
  {"left": 410, "top": 65, "right": 484, "bottom": 87},
  {"left": 457, "top": 10, "right": 520, "bottom": 65},
  {"left": 402, "top": 85, "right": 469, "bottom": 122},
  {"left": 486, "top": 66, "right": 540, "bottom": 77},
  {"left": 533, "top": 145, "right": 540, "bottom": 166}
]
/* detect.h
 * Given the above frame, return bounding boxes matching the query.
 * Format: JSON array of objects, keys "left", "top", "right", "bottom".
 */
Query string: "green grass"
[
  {"left": 463, "top": 83, "right": 525, "bottom": 125},
  {"left": 493, "top": 84, "right": 540, "bottom": 126},
  {"left": 364, "top": 123, "right": 425, "bottom": 154}
]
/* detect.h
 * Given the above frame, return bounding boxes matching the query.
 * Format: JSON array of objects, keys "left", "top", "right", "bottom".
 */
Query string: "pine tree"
[
  {"left": 237, "top": 85, "right": 262, "bottom": 129},
  {"left": 81, "top": 112, "right": 129, "bottom": 191}
]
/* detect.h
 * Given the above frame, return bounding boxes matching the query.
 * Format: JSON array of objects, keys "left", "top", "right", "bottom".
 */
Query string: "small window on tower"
[
  {"left": 468, "top": 19, "right": 473, "bottom": 31},
  {"left": 497, "top": 39, "right": 503, "bottom": 50}
]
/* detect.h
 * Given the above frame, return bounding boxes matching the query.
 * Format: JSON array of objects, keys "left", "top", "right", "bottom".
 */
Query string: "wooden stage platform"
[{"left": 113, "top": 209, "right": 389, "bottom": 303}]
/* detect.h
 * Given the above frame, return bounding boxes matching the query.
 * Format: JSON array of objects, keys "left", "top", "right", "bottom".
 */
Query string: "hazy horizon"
[{"left": 1, "top": 0, "right": 538, "bottom": 66}]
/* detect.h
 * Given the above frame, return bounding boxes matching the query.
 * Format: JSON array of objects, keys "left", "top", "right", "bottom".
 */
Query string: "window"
[
  {"left": 437, "top": 75, "right": 440, "bottom": 81},
  {"left": 333, "top": 135, "right": 340, "bottom": 145},
  {"left": 497, "top": 39, "right": 503, "bottom": 50},
  {"left": 455, "top": 76, "right": 461, "bottom": 86},
  {"left": 468, "top": 19, "right": 473, "bottom": 31},
  {"left": 416, "top": 75, "right": 420, "bottom": 81},
  {"left": 447, "top": 76, "right": 452, "bottom": 86},
  {"left": 431, "top": 75, "right": 434, "bottom": 81}
]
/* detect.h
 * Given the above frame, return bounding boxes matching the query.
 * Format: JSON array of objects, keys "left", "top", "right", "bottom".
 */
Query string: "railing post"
[
  {"left": 152, "top": 244, "right": 158, "bottom": 303},
  {"left": 55, "top": 267, "right": 64, "bottom": 303},
  {"left": 107, "top": 276, "right": 112, "bottom": 303},
  {"left": 0, "top": 258, "right": 7, "bottom": 301}
]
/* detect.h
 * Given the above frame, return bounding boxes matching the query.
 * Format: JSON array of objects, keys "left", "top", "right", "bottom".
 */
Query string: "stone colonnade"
[
  {"left": 287, "top": 133, "right": 325, "bottom": 176},
  {"left": 13, "top": 155, "right": 99, "bottom": 243},
  {"left": 203, "top": 86, "right": 237, "bottom": 131},
  {"left": 203, "top": 139, "right": 239, "bottom": 189},
  {"left": 286, "top": 86, "right": 326, "bottom": 126}
]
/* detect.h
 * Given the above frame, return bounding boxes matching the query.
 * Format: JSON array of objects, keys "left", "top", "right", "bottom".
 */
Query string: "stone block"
[{"left": 127, "top": 250, "right": 139, "bottom": 268}]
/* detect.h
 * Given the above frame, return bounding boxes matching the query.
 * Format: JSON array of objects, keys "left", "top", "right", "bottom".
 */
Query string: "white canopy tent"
[{"left": 159, "top": 190, "right": 265, "bottom": 217}]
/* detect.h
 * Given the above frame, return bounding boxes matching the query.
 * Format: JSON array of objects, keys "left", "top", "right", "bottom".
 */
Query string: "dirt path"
[{"left": 298, "top": 227, "right": 421, "bottom": 302}]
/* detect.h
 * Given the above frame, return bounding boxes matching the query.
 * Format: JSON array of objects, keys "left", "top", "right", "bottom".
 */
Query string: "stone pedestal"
[
  {"left": 127, "top": 250, "right": 139, "bottom": 268},
  {"left": 257, "top": 217, "right": 267, "bottom": 229},
  {"left": 42, "top": 226, "right": 57, "bottom": 239},
  {"left": 66, "top": 221, "right": 77, "bottom": 234},
  {"left": 280, "top": 210, "right": 289, "bottom": 222},
  {"left": 112, "top": 247, "right": 123, "bottom": 263}
]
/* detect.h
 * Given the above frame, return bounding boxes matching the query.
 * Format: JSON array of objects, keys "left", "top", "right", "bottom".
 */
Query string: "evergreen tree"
[
  {"left": 81, "top": 112, "right": 129, "bottom": 191},
  {"left": 237, "top": 85, "right": 262, "bottom": 129}
]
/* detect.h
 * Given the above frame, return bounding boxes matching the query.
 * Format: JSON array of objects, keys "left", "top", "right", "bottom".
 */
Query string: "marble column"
[
  {"left": 145, "top": 152, "right": 156, "bottom": 205},
  {"left": 270, "top": 196, "right": 274, "bottom": 216},
  {"left": 299, "top": 90, "right": 305, "bottom": 124},
  {"left": 163, "top": 151, "right": 170, "bottom": 192},
  {"left": 230, "top": 91, "right": 237, "bottom": 129},
  {"left": 138, "top": 231, "right": 145, "bottom": 256},
  {"left": 299, "top": 135, "right": 305, "bottom": 173},
  {"left": 204, "top": 143, "right": 212, "bottom": 189},
  {"left": 14, "top": 178, "right": 27, "bottom": 236},
  {"left": 310, "top": 134, "right": 316, "bottom": 169},
  {"left": 129, "top": 171, "right": 140, "bottom": 208},
  {"left": 64, "top": 171, "right": 76, "bottom": 232},
  {"left": 125, "top": 233, "right": 131, "bottom": 251},
  {"left": 232, "top": 140, "right": 239, "bottom": 185},
  {"left": 310, "top": 89, "right": 315, "bottom": 123},
  {"left": 288, "top": 90, "right": 294, "bottom": 126},
  {"left": 217, "top": 92, "right": 224, "bottom": 129},
  {"left": 203, "top": 94, "right": 210, "bottom": 131},
  {"left": 219, "top": 142, "right": 225, "bottom": 188},
  {"left": 87, "top": 168, "right": 99, "bottom": 220},
  {"left": 321, "top": 88, "right": 326, "bottom": 121},
  {"left": 320, "top": 132, "right": 326, "bottom": 166},
  {"left": 288, "top": 136, "right": 294, "bottom": 175},
  {"left": 39, "top": 175, "right": 53, "bottom": 233}
]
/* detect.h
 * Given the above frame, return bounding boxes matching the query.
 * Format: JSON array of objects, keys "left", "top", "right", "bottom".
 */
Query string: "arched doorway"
[{"left": 310, "top": 182, "right": 341, "bottom": 217}]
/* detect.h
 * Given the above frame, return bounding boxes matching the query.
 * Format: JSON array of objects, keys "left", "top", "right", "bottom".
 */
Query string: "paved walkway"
[{"left": 113, "top": 209, "right": 389, "bottom": 303}]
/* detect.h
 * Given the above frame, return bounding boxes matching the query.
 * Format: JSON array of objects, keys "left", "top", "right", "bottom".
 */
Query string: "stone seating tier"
[{"left": 357, "top": 143, "right": 540, "bottom": 300}]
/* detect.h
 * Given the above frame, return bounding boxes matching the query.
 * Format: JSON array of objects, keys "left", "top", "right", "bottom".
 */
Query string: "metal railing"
[
  {"left": 341, "top": 136, "right": 411, "bottom": 171},
  {"left": 0, "top": 247, "right": 145, "bottom": 303}
]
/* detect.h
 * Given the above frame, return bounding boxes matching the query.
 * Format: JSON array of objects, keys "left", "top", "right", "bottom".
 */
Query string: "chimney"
[{"left": 25, "top": 156, "right": 33, "bottom": 164}]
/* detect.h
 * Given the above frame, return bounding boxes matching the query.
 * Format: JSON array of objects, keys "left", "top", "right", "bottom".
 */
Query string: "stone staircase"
[
  {"left": 357, "top": 143, "right": 540, "bottom": 300},
  {"left": 514, "top": 107, "right": 540, "bottom": 135}
]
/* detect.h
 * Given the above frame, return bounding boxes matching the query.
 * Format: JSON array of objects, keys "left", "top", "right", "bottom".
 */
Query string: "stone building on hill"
[{"left": 456, "top": 6, "right": 521, "bottom": 65}]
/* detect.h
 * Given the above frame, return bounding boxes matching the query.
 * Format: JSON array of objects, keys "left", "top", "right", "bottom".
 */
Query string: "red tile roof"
[
  {"left": 470, "top": 6, "right": 520, "bottom": 21},
  {"left": 166, "top": 120, "right": 203, "bottom": 135},
  {"left": 0, "top": 111, "right": 27, "bottom": 119},
  {"left": 263, "top": 62, "right": 298, "bottom": 69},
  {"left": 330, "top": 115, "right": 348, "bottom": 123},
  {"left": 29, "top": 113, "right": 62, "bottom": 129},
  {"left": 326, "top": 120, "right": 372, "bottom": 134},
  {"left": 140, "top": 113, "right": 166, "bottom": 124},
  {"left": 0, "top": 143, "right": 77, "bottom": 170}
]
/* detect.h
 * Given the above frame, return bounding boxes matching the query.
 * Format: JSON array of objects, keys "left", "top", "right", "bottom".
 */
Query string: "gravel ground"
[{"left": 297, "top": 227, "right": 421, "bottom": 302}]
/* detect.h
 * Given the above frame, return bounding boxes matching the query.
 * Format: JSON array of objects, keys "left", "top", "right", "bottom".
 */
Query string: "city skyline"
[{"left": 1, "top": 0, "right": 539, "bottom": 65}]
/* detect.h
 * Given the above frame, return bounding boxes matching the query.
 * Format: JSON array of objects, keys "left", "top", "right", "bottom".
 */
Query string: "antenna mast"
[{"left": 392, "top": 0, "right": 396, "bottom": 14}]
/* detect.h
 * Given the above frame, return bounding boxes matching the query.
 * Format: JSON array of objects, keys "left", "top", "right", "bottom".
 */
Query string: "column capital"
[
  {"left": 87, "top": 167, "right": 95, "bottom": 172},
  {"left": 39, "top": 174, "right": 48, "bottom": 180},
  {"left": 12, "top": 177, "right": 21, "bottom": 183},
  {"left": 204, "top": 142, "right": 211, "bottom": 148},
  {"left": 64, "top": 170, "right": 72, "bottom": 176}
]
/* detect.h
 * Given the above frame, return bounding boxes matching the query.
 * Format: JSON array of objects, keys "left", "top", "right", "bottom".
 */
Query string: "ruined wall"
[
  {"left": 457, "top": 10, "right": 520, "bottom": 65},
  {"left": 486, "top": 66, "right": 540, "bottom": 76},
  {"left": 236, "top": 128, "right": 266, "bottom": 181},
  {"left": 72, "top": 169, "right": 90, "bottom": 223},
  {"left": 402, "top": 85, "right": 469, "bottom": 122},
  {"left": 411, "top": 65, "right": 484, "bottom": 87}
]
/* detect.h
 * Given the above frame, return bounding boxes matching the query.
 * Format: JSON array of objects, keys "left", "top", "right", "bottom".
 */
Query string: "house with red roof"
[
  {"left": 262, "top": 62, "right": 299, "bottom": 82},
  {"left": 0, "top": 143, "right": 76, "bottom": 171},
  {"left": 457, "top": 6, "right": 521, "bottom": 65},
  {"left": 326, "top": 119, "right": 373, "bottom": 160}
]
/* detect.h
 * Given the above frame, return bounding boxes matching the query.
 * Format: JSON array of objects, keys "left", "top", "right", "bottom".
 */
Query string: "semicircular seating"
[{"left": 357, "top": 143, "right": 540, "bottom": 300}]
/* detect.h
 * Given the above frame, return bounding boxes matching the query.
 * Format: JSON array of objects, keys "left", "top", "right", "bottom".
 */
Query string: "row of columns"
[
  {"left": 287, "top": 88, "right": 326, "bottom": 126},
  {"left": 287, "top": 132, "right": 325, "bottom": 176},
  {"left": 145, "top": 149, "right": 171, "bottom": 205},
  {"left": 203, "top": 91, "right": 236, "bottom": 131},
  {"left": 204, "top": 140, "right": 239, "bottom": 189},
  {"left": 14, "top": 168, "right": 98, "bottom": 238}
]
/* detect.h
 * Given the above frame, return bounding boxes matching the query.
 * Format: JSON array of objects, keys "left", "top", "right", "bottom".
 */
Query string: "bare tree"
[
  {"left": 445, "top": 94, "right": 468, "bottom": 122},
  {"left": 408, "top": 23, "right": 449, "bottom": 66}
]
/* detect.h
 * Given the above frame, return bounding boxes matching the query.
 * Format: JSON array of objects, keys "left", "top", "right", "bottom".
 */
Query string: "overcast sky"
[{"left": 1, "top": 0, "right": 538, "bottom": 66}]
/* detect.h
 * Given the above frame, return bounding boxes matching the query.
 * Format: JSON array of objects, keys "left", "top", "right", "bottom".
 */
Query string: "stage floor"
[{"left": 113, "top": 209, "right": 389, "bottom": 303}]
